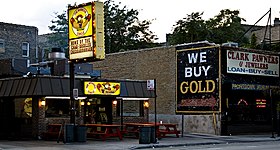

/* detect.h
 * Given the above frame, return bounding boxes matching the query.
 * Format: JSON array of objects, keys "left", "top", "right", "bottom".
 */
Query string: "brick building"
[
  {"left": 93, "top": 41, "right": 280, "bottom": 135},
  {"left": 0, "top": 22, "right": 39, "bottom": 63}
]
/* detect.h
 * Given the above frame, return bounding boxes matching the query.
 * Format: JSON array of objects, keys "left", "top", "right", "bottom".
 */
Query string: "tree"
[
  {"left": 169, "top": 9, "right": 249, "bottom": 46},
  {"left": 48, "top": 11, "right": 68, "bottom": 53},
  {"left": 206, "top": 9, "right": 248, "bottom": 45},
  {"left": 170, "top": 12, "right": 208, "bottom": 45},
  {"left": 250, "top": 33, "right": 257, "bottom": 49},
  {"left": 104, "top": 0, "right": 158, "bottom": 53},
  {"left": 47, "top": 0, "right": 158, "bottom": 57}
]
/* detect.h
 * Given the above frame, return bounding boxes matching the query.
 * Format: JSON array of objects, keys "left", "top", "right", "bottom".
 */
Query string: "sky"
[{"left": 0, "top": 0, "right": 279, "bottom": 42}]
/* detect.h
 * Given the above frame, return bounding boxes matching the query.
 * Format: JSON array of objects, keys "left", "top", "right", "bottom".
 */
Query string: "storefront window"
[
  {"left": 45, "top": 99, "right": 70, "bottom": 117},
  {"left": 117, "top": 101, "right": 144, "bottom": 117}
]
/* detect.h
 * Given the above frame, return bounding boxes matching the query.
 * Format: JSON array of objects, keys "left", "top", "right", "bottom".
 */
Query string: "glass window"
[
  {"left": 0, "top": 39, "right": 4, "bottom": 53},
  {"left": 22, "top": 42, "right": 29, "bottom": 57},
  {"left": 117, "top": 101, "right": 144, "bottom": 117},
  {"left": 45, "top": 99, "right": 70, "bottom": 117}
]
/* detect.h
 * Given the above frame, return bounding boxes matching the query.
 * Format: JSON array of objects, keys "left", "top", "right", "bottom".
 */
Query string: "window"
[
  {"left": 0, "top": 39, "right": 4, "bottom": 53},
  {"left": 45, "top": 98, "right": 70, "bottom": 117},
  {"left": 22, "top": 42, "right": 29, "bottom": 57},
  {"left": 117, "top": 101, "right": 144, "bottom": 117}
]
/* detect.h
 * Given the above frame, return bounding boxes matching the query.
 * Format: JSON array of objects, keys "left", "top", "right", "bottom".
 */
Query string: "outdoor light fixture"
[
  {"left": 87, "top": 102, "right": 91, "bottom": 105},
  {"left": 144, "top": 101, "right": 149, "bottom": 108},
  {"left": 41, "top": 100, "right": 46, "bottom": 106},
  {"left": 113, "top": 100, "right": 117, "bottom": 105},
  {"left": 81, "top": 101, "right": 85, "bottom": 106}
]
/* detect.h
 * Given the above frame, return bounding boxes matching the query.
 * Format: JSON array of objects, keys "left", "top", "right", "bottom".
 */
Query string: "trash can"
[
  {"left": 64, "top": 124, "right": 75, "bottom": 143},
  {"left": 139, "top": 126, "right": 151, "bottom": 144},
  {"left": 75, "top": 126, "right": 87, "bottom": 142},
  {"left": 150, "top": 126, "right": 157, "bottom": 143}
]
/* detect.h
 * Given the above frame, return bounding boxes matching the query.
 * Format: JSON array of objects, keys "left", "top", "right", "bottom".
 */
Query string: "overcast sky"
[{"left": 0, "top": 0, "right": 279, "bottom": 42}]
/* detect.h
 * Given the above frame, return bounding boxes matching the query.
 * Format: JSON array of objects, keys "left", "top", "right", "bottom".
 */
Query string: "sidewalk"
[{"left": 0, "top": 134, "right": 279, "bottom": 150}]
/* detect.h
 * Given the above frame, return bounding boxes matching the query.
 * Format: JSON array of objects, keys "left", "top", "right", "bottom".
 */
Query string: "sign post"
[
  {"left": 68, "top": 1, "right": 105, "bottom": 125},
  {"left": 147, "top": 79, "right": 157, "bottom": 143}
]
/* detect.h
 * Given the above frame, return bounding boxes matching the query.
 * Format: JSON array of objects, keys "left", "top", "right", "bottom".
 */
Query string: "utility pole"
[{"left": 69, "top": 61, "right": 75, "bottom": 124}]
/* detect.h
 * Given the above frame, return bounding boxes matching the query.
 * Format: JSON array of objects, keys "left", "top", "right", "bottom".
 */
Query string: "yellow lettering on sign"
[{"left": 180, "top": 80, "right": 216, "bottom": 94}]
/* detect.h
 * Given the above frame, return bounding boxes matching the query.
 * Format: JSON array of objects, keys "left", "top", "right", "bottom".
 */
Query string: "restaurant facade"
[
  {"left": 93, "top": 41, "right": 280, "bottom": 135},
  {"left": 0, "top": 41, "right": 279, "bottom": 139},
  {"left": 0, "top": 76, "right": 155, "bottom": 139}
]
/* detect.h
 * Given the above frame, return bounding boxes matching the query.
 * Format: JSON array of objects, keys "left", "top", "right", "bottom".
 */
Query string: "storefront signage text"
[
  {"left": 232, "top": 83, "right": 279, "bottom": 91},
  {"left": 176, "top": 47, "right": 219, "bottom": 113},
  {"left": 227, "top": 50, "right": 279, "bottom": 77},
  {"left": 179, "top": 51, "right": 216, "bottom": 94},
  {"left": 68, "top": 2, "right": 105, "bottom": 61}
]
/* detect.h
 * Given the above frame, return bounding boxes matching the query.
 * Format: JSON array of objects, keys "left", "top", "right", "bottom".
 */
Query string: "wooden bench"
[
  {"left": 83, "top": 124, "right": 122, "bottom": 141},
  {"left": 159, "top": 129, "right": 180, "bottom": 138},
  {"left": 158, "top": 123, "right": 180, "bottom": 138}
]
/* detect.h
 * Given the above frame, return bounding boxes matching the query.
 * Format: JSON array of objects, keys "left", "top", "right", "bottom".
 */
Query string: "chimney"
[
  {"left": 48, "top": 47, "right": 65, "bottom": 60},
  {"left": 274, "top": 18, "right": 280, "bottom": 26}
]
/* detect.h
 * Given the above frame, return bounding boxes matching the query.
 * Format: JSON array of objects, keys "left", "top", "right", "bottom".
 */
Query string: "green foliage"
[
  {"left": 104, "top": 0, "right": 158, "bottom": 53},
  {"left": 206, "top": 9, "right": 247, "bottom": 44},
  {"left": 170, "top": 12, "right": 208, "bottom": 45},
  {"left": 170, "top": 9, "right": 249, "bottom": 46},
  {"left": 250, "top": 33, "right": 257, "bottom": 49},
  {"left": 48, "top": 0, "right": 158, "bottom": 56},
  {"left": 48, "top": 11, "right": 68, "bottom": 54}
]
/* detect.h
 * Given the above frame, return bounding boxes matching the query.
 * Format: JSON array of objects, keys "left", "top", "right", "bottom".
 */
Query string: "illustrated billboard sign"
[
  {"left": 84, "top": 81, "right": 120, "bottom": 95},
  {"left": 176, "top": 47, "right": 220, "bottom": 113},
  {"left": 227, "top": 50, "right": 279, "bottom": 77},
  {"left": 68, "top": 1, "right": 105, "bottom": 61}
]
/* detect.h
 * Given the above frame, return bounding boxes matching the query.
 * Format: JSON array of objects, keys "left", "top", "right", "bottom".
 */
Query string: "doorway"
[
  {"left": 227, "top": 90, "right": 272, "bottom": 134},
  {"left": 82, "top": 98, "right": 113, "bottom": 124}
]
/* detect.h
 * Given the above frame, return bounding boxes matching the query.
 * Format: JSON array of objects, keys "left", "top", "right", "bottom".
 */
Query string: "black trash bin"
[
  {"left": 75, "top": 126, "right": 87, "bottom": 142},
  {"left": 150, "top": 126, "right": 157, "bottom": 143},
  {"left": 64, "top": 124, "right": 75, "bottom": 143},
  {"left": 139, "top": 126, "right": 151, "bottom": 144}
]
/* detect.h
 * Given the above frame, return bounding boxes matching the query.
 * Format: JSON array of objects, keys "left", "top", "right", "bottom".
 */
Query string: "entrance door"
[
  {"left": 0, "top": 98, "right": 14, "bottom": 139},
  {"left": 227, "top": 90, "right": 272, "bottom": 134},
  {"left": 83, "top": 98, "right": 113, "bottom": 124}
]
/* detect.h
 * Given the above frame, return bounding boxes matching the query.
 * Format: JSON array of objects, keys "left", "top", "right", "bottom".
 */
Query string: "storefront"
[
  {"left": 220, "top": 47, "right": 280, "bottom": 135},
  {"left": 91, "top": 41, "right": 280, "bottom": 135},
  {"left": 176, "top": 43, "right": 280, "bottom": 135},
  {"left": 0, "top": 76, "right": 155, "bottom": 139}
]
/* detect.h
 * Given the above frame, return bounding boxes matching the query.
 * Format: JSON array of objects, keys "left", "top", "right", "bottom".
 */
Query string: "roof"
[{"left": 0, "top": 76, "right": 155, "bottom": 98}]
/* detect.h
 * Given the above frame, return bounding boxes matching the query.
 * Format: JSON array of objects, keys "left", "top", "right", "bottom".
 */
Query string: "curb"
[{"left": 129, "top": 136, "right": 280, "bottom": 149}]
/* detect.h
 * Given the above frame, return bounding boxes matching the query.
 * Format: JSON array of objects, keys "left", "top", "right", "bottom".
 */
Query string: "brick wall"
[
  {"left": 0, "top": 22, "right": 38, "bottom": 63},
  {"left": 94, "top": 47, "right": 177, "bottom": 115},
  {"left": 93, "top": 46, "right": 221, "bottom": 135}
]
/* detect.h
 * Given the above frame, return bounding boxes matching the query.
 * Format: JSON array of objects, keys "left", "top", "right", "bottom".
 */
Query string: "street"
[{"left": 141, "top": 141, "right": 280, "bottom": 150}]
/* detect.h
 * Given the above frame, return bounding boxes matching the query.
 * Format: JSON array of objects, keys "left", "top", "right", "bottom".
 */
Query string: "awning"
[
  {"left": 0, "top": 77, "right": 155, "bottom": 98},
  {"left": 0, "top": 76, "right": 82, "bottom": 97}
]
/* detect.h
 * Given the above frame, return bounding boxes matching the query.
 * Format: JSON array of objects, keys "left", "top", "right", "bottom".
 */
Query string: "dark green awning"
[{"left": 0, "top": 77, "right": 155, "bottom": 98}]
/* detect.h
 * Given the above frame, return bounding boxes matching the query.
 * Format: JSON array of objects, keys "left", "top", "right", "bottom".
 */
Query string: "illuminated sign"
[
  {"left": 227, "top": 50, "right": 279, "bottom": 77},
  {"left": 176, "top": 47, "right": 219, "bottom": 113},
  {"left": 84, "top": 81, "right": 120, "bottom": 95},
  {"left": 68, "top": 1, "right": 105, "bottom": 61},
  {"left": 256, "top": 99, "right": 266, "bottom": 108}
]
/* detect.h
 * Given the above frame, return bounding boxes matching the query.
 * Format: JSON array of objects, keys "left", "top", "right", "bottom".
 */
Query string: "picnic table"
[
  {"left": 123, "top": 122, "right": 180, "bottom": 138},
  {"left": 158, "top": 123, "right": 180, "bottom": 138},
  {"left": 82, "top": 124, "right": 122, "bottom": 141}
]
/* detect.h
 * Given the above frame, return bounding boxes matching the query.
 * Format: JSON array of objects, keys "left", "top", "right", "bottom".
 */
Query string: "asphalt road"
[{"left": 141, "top": 141, "right": 280, "bottom": 150}]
